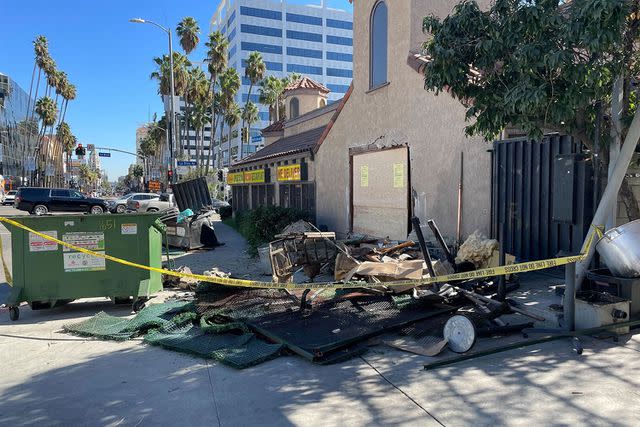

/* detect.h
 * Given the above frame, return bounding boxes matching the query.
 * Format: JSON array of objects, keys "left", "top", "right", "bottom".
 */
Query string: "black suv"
[{"left": 15, "top": 188, "right": 109, "bottom": 215}]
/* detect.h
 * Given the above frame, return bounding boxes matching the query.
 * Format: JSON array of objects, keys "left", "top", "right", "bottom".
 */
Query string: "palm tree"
[
  {"left": 176, "top": 17, "right": 200, "bottom": 55},
  {"left": 27, "top": 35, "right": 48, "bottom": 126},
  {"left": 218, "top": 67, "right": 240, "bottom": 167},
  {"left": 241, "top": 101, "right": 259, "bottom": 157},
  {"left": 59, "top": 82, "right": 76, "bottom": 124},
  {"left": 204, "top": 31, "right": 229, "bottom": 173},
  {"left": 240, "top": 52, "right": 266, "bottom": 159},
  {"left": 56, "top": 121, "right": 75, "bottom": 186},
  {"left": 224, "top": 102, "right": 241, "bottom": 162},
  {"left": 151, "top": 52, "right": 191, "bottom": 162},
  {"left": 34, "top": 96, "right": 57, "bottom": 185}
]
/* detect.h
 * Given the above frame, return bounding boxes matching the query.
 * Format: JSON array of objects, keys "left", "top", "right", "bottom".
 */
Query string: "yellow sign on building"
[
  {"left": 227, "top": 172, "right": 245, "bottom": 184},
  {"left": 277, "top": 164, "right": 302, "bottom": 181},
  {"left": 244, "top": 169, "right": 265, "bottom": 183}
]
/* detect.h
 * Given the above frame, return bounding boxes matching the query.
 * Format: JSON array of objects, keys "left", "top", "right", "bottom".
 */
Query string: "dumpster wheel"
[
  {"left": 9, "top": 306, "right": 19, "bottom": 321},
  {"left": 132, "top": 298, "right": 147, "bottom": 313}
]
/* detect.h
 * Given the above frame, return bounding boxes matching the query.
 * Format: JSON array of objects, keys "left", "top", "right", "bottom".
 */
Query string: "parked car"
[
  {"left": 131, "top": 193, "right": 175, "bottom": 213},
  {"left": 2, "top": 190, "right": 18, "bottom": 205},
  {"left": 125, "top": 193, "right": 160, "bottom": 212},
  {"left": 14, "top": 187, "right": 109, "bottom": 215},
  {"left": 107, "top": 193, "right": 136, "bottom": 213}
]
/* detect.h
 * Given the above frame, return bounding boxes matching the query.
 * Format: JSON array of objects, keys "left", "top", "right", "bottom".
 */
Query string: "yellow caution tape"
[{"left": 0, "top": 216, "right": 600, "bottom": 291}]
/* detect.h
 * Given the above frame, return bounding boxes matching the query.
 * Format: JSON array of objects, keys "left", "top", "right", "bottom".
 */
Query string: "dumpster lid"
[{"left": 172, "top": 177, "right": 212, "bottom": 213}]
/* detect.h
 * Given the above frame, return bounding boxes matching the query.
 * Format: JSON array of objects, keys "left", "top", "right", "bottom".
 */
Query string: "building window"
[
  {"left": 326, "top": 18, "right": 353, "bottom": 30},
  {"left": 287, "top": 64, "right": 323, "bottom": 76},
  {"left": 241, "top": 24, "right": 282, "bottom": 38},
  {"left": 326, "top": 67, "right": 352, "bottom": 78},
  {"left": 318, "top": 98, "right": 327, "bottom": 108},
  {"left": 240, "top": 6, "right": 282, "bottom": 21},
  {"left": 289, "top": 97, "right": 300, "bottom": 118},
  {"left": 286, "top": 46, "right": 322, "bottom": 59},
  {"left": 286, "top": 13, "right": 322, "bottom": 26},
  {"left": 326, "top": 35, "right": 352, "bottom": 46},
  {"left": 327, "top": 83, "right": 350, "bottom": 93},
  {"left": 286, "top": 30, "right": 322, "bottom": 43},
  {"left": 228, "top": 28, "right": 236, "bottom": 42},
  {"left": 326, "top": 51, "right": 352, "bottom": 62},
  {"left": 370, "top": 1, "right": 388, "bottom": 88},
  {"left": 241, "top": 42, "right": 282, "bottom": 55}
]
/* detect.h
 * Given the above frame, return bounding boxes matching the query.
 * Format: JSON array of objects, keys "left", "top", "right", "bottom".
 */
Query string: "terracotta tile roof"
[
  {"left": 285, "top": 76, "right": 330, "bottom": 94},
  {"left": 233, "top": 125, "right": 327, "bottom": 166},
  {"left": 262, "top": 120, "right": 285, "bottom": 133}
]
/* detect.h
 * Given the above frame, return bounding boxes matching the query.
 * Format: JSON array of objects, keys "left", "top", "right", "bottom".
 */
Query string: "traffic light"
[
  {"left": 217, "top": 170, "right": 224, "bottom": 181},
  {"left": 75, "top": 144, "right": 86, "bottom": 156},
  {"left": 167, "top": 169, "right": 173, "bottom": 182},
  {"left": 241, "top": 127, "right": 247, "bottom": 143}
]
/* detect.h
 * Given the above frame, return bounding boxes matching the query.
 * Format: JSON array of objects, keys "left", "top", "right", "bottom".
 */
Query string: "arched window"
[
  {"left": 289, "top": 97, "right": 300, "bottom": 118},
  {"left": 318, "top": 98, "right": 327, "bottom": 108},
  {"left": 370, "top": 1, "right": 388, "bottom": 89}
]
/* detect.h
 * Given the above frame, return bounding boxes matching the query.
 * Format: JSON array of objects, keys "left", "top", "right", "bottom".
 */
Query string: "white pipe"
[
  {"left": 576, "top": 107, "right": 640, "bottom": 287},
  {"left": 607, "top": 77, "right": 624, "bottom": 230}
]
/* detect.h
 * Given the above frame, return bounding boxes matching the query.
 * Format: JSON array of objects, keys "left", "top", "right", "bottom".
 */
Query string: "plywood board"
[{"left": 352, "top": 147, "right": 409, "bottom": 240}]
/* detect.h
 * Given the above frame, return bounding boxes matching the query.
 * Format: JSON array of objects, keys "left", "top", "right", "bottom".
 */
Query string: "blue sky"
[{"left": 1, "top": 0, "right": 352, "bottom": 179}]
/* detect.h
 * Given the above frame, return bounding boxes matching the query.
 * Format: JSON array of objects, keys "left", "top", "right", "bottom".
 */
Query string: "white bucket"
[{"left": 258, "top": 246, "right": 273, "bottom": 275}]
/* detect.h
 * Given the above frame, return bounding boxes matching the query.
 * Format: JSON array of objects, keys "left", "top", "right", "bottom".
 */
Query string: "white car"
[
  {"left": 109, "top": 193, "right": 157, "bottom": 214},
  {"left": 2, "top": 190, "right": 17, "bottom": 206}
]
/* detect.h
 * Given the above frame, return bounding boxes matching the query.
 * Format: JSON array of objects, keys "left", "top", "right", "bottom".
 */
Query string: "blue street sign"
[
  {"left": 251, "top": 135, "right": 263, "bottom": 143},
  {"left": 177, "top": 160, "right": 197, "bottom": 166},
  {"left": 98, "top": 152, "right": 111, "bottom": 157}
]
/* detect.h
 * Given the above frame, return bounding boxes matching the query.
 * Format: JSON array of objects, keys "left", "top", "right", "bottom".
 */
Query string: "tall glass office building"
[
  {"left": 0, "top": 73, "right": 37, "bottom": 188},
  {"left": 211, "top": 0, "right": 353, "bottom": 166}
]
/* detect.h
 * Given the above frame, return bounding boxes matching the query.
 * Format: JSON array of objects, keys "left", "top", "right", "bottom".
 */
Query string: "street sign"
[
  {"left": 25, "top": 157, "right": 36, "bottom": 172},
  {"left": 98, "top": 152, "right": 111, "bottom": 157},
  {"left": 45, "top": 164, "right": 55, "bottom": 177},
  {"left": 177, "top": 160, "right": 197, "bottom": 166},
  {"left": 148, "top": 180, "right": 161, "bottom": 192},
  {"left": 251, "top": 135, "right": 263, "bottom": 143}
]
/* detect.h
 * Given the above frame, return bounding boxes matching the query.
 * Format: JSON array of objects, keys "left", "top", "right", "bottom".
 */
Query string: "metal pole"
[
  {"left": 168, "top": 29, "right": 176, "bottom": 184},
  {"left": 564, "top": 262, "right": 576, "bottom": 331}
]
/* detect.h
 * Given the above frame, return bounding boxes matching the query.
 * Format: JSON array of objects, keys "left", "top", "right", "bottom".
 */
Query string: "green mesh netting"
[
  {"left": 144, "top": 325, "right": 283, "bottom": 368},
  {"left": 63, "top": 301, "right": 194, "bottom": 341}
]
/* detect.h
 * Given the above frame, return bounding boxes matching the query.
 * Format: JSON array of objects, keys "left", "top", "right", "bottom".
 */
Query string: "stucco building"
[
  {"left": 313, "top": 0, "right": 492, "bottom": 241},
  {"left": 228, "top": 76, "right": 338, "bottom": 217}
]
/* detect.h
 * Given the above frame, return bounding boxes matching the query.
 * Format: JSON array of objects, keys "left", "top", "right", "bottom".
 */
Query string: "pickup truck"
[{"left": 130, "top": 193, "right": 175, "bottom": 212}]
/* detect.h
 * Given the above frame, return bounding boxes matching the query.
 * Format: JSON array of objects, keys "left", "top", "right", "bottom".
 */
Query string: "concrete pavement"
[{"left": 1, "top": 213, "right": 640, "bottom": 426}]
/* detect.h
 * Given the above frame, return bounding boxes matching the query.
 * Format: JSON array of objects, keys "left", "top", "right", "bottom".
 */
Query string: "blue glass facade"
[
  {"left": 287, "top": 64, "right": 322, "bottom": 75},
  {"left": 241, "top": 24, "right": 282, "bottom": 37},
  {"left": 0, "top": 74, "right": 37, "bottom": 184},
  {"left": 286, "top": 30, "right": 322, "bottom": 42},
  {"left": 286, "top": 46, "right": 323, "bottom": 59},
  {"left": 326, "top": 18, "right": 353, "bottom": 30},
  {"left": 286, "top": 12, "right": 322, "bottom": 26},
  {"left": 241, "top": 41, "right": 282, "bottom": 54},
  {"left": 326, "top": 68, "right": 352, "bottom": 78},
  {"left": 326, "top": 51, "right": 352, "bottom": 62},
  {"left": 326, "top": 35, "right": 352, "bottom": 46},
  {"left": 327, "top": 83, "right": 350, "bottom": 93},
  {"left": 240, "top": 6, "right": 282, "bottom": 20}
]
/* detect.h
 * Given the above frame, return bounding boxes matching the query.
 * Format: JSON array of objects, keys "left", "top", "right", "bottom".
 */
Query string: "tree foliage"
[{"left": 422, "top": 0, "right": 630, "bottom": 147}]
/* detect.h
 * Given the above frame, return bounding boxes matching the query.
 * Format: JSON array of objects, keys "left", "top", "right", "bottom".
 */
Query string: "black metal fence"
[{"left": 491, "top": 135, "right": 594, "bottom": 260}]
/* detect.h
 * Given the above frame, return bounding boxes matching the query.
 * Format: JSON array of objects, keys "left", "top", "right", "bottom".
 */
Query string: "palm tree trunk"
[
  {"left": 240, "top": 83, "right": 254, "bottom": 161},
  {"left": 30, "top": 68, "right": 42, "bottom": 123},
  {"left": 61, "top": 99, "right": 69, "bottom": 124},
  {"left": 219, "top": 120, "right": 225, "bottom": 168},
  {"left": 26, "top": 62, "right": 37, "bottom": 123}
]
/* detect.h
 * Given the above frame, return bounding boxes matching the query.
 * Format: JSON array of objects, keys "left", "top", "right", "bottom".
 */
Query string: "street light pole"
[{"left": 130, "top": 17, "right": 177, "bottom": 185}]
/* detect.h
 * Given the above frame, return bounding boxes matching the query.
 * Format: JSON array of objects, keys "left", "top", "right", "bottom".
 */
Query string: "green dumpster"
[{"left": 3, "top": 213, "right": 164, "bottom": 321}]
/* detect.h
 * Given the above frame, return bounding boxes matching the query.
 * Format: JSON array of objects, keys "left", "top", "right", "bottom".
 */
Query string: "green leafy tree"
[
  {"left": 259, "top": 73, "right": 301, "bottom": 122},
  {"left": 422, "top": 0, "right": 639, "bottom": 219}
]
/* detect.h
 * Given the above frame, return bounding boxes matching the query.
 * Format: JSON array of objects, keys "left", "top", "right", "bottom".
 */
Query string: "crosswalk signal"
[
  {"left": 167, "top": 169, "right": 173, "bottom": 181},
  {"left": 241, "top": 127, "right": 248, "bottom": 143},
  {"left": 75, "top": 144, "right": 86, "bottom": 157}
]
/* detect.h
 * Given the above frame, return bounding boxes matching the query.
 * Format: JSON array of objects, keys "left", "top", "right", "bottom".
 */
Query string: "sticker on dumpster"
[
  {"left": 121, "top": 223, "right": 137, "bottom": 235},
  {"left": 63, "top": 251, "right": 106, "bottom": 272},
  {"left": 62, "top": 232, "right": 105, "bottom": 252},
  {"left": 29, "top": 231, "right": 58, "bottom": 252}
]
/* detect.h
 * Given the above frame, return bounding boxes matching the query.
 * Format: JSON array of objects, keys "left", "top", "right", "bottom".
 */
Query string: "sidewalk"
[{"left": 1, "top": 221, "right": 640, "bottom": 426}]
